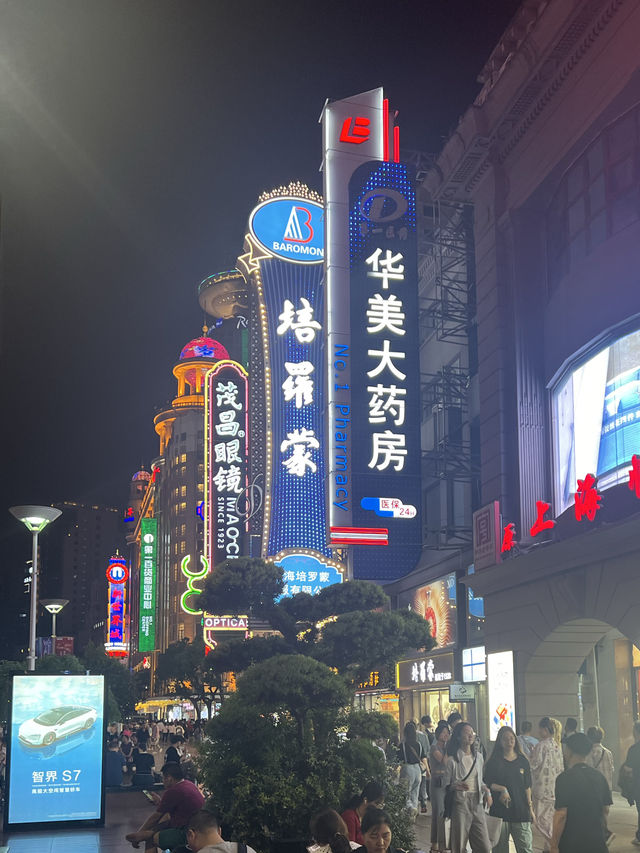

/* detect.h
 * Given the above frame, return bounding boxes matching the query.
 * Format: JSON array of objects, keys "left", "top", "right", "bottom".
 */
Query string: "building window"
[
  {"left": 180, "top": 540, "right": 187, "bottom": 555},
  {"left": 548, "top": 104, "right": 640, "bottom": 289},
  {"left": 178, "top": 623, "right": 185, "bottom": 640},
  {"left": 179, "top": 501, "right": 187, "bottom": 514},
  {"left": 180, "top": 485, "right": 187, "bottom": 498},
  {"left": 180, "top": 523, "right": 186, "bottom": 536},
  {"left": 197, "top": 482, "right": 204, "bottom": 494},
  {"left": 180, "top": 453, "right": 187, "bottom": 463}
]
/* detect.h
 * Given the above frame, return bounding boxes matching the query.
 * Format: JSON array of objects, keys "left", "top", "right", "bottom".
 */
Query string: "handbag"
[
  {"left": 485, "top": 814, "right": 503, "bottom": 847},
  {"left": 443, "top": 755, "right": 477, "bottom": 819}
]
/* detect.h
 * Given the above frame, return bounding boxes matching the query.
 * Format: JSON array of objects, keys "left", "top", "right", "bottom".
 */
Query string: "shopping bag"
[{"left": 485, "top": 814, "right": 503, "bottom": 848}]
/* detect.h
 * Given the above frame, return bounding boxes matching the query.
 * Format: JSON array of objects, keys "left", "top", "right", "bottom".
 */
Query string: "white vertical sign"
[{"left": 488, "top": 650, "right": 515, "bottom": 740}]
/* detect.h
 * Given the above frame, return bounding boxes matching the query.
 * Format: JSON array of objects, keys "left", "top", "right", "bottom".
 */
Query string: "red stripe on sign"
[{"left": 330, "top": 527, "right": 389, "bottom": 536}]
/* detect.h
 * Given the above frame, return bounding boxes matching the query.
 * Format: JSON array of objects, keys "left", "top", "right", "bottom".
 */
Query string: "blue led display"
[
  {"left": 347, "top": 162, "right": 422, "bottom": 581},
  {"left": 261, "top": 257, "right": 329, "bottom": 557},
  {"left": 274, "top": 553, "right": 342, "bottom": 599}
]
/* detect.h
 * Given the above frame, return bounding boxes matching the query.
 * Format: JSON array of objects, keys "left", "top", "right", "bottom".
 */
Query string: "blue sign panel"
[
  {"left": 5, "top": 674, "right": 105, "bottom": 829},
  {"left": 250, "top": 197, "right": 324, "bottom": 264},
  {"left": 275, "top": 553, "right": 342, "bottom": 599},
  {"left": 261, "top": 256, "right": 329, "bottom": 556},
  {"left": 348, "top": 161, "right": 422, "bottom": 580}
]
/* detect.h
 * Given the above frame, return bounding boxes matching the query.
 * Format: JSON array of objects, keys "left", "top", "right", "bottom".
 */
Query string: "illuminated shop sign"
[
  {"left": 5, "top": 674, "right": 105, "bottom": 829},
  {"left": 396, "top": 652, "right": 455, "bottom": 690},
  {"left": 346, "top": 160, "right": 422, "bottom": 580},
  {"left": 488, "top": 651, "right": 515, "bottom": 740},
  {"left": 105, "top": 555, "right": 127, "bottom": 657},
  {"left": 238, "top": 189, "right": 328, "bottom": 562},
  {"left": 138, "top": 518, "right": 157, "bottom": 653},
  {"left": 249, "top": 197, "right": 324, "bottom": 263},
  {"left": 180, "top": 554, "right": 209, "bottom": 615},
  {"left": 322, "top": 89, "right": 384, "bottom": 544},
  {"left": 204, "top": 360, "right": 249, "bottom": 567},
  {"left": 203, "top": 613, "right": 249, "bottom": 651},
  {"left": 462, "top": 646, "right": 487, "bottom": 683},
  {"left": 274, "top": 553, "right": 343, "bottom": 598}
]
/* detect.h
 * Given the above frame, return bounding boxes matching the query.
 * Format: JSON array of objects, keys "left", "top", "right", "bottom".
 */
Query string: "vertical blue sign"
[{"left": 348, "top": 162, "right": 422, "bottom": 580}]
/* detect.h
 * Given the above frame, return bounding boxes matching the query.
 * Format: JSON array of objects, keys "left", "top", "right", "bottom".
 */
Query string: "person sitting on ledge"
[{"left": 125, "top": 762, "right": 204, "bottom": 852}]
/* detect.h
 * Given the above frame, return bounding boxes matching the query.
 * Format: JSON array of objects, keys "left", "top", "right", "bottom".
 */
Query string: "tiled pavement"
[{"left": 2, "top": 783, "right": 639, "bottom": 852}]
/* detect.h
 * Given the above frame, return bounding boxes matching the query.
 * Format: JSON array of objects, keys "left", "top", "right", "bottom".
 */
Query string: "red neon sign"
[
  {"left": 501, "top": 523, "right": 516, "bottom": 553},
  {"left": 530, "top": 500, "right": 556, "bottom": 537},
  {"left": 339, "top": 115, "right": 370, "bottom": 144},
  {"left": 574, "top": 473, "right": 602, "bottom": 522},
  {"left": 629, "top": 454, "right": 640, "bottom": 498}
]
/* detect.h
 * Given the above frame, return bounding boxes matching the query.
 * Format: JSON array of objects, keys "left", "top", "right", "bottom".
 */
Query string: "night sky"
[{"left": 0, "top": 0, "right": 521, "bottom": 652}]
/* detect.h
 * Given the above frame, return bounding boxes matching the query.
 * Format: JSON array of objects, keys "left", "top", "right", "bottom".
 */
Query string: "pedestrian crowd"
[{"left": 115, "top": 713, "right": 640, "bottom": 853}]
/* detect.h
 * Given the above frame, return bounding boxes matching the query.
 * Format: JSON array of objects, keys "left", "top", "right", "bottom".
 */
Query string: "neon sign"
[
  {"left": 274, "top": 553, "right": 343, "bottom": 599},
  {"left": 106, "top": 555, "right": 127, "bottom": 657},
  {"left": 205, "top": 360, "right": 249, "bottom": 567},
  {"left": 346, "top": 161, "right": 422, "bottom": 580},
  {"left": 237, "top": 188, "right": 329, "bottom": 563},
  {"left": 138, "top": 518, "right": 157, "bottom": 652},
  {"left": 180, "top": 554, "right": 209, "bottom": 615}
]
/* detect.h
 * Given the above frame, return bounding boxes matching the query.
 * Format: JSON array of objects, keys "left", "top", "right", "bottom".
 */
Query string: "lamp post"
[
  {"left": 9, "top": 505, "right": 62, "bottom": 671},
  {"left": 41, "top": 598, "right": 69, "bottom": 639}
]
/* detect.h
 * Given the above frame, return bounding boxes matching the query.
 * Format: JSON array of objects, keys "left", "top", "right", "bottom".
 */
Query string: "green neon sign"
[
  {"left": 180, "top": 554, "right": 209, "bottom": 614},
  {"left": 139, "top": 518, "right": 157, "bottom": 652}
]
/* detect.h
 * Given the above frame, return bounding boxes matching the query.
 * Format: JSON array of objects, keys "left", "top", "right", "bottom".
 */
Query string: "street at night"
[{"left": 2, "top": 1, "right": 640, "bottom": 852}]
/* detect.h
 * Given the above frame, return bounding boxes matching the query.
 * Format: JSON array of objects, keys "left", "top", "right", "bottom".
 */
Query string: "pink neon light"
[
  {"left": 383, "top": 98, "right": 389, "bottom": 162},
  {"left": 393, "top": 125, "right": 400, "bottom": 163}
]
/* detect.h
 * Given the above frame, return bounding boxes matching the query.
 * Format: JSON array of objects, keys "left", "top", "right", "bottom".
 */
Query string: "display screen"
[
  {"left": 552, "top": 326, "right": 640, "bottom": 514},
  {"left": 398, "top": 572, "right": 457, "bottom": 648},
  {"left": 5, "top": 674, "right": 105, "bottom": 828}
]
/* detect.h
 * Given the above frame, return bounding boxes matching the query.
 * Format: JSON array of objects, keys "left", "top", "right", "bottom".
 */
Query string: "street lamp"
[
  {"left": 9, "top": 505, "right": 62, "bottom": 671},
  {"left": 41, "top": 598, "right": 69, "bottom": 639}
]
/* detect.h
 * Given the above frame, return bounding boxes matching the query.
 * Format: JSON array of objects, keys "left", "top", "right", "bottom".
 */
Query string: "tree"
[
  {"left": 197, "top": 558, "right": 436, "bottom": 849},
  {"left": 0, "top": 659, "right": 24, "bottom": 722},
  {"left": 82, "top": 641, "right": 138, "bottom": 718},
  {"left": 156, "top": 638, "right": 222, "bottom": 719},
  {"left": 202, "top": 562, "right": 434, "bottom": 686}
]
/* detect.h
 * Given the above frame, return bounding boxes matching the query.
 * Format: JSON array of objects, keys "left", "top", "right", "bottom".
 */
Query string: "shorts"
[{"left": 156, "top": 826, "right": 187, "bottom": 850}]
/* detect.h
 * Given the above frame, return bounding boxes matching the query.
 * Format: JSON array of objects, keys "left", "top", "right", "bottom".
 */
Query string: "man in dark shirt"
[
  {"left": 125, "top": 762, "right": 204, "bottom": 851},
  {"left": 622, "top": 720, "right": 640, "bottom": 844},
  {"left": 550, "top": 733, "right": 612, "bottom": 853}
]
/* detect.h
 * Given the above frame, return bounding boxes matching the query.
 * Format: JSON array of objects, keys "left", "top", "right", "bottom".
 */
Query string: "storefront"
[
  {"left": 396, "top": 651, "right": 462, "bottom": 727},
  {"left": 355, "top": 670, "right": 400, "bottom": 724}
]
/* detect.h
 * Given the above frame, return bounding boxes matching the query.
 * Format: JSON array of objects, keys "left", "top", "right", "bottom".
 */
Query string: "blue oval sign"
[{"left": 250, "top": 197, "right": 324, "bottom": 264}]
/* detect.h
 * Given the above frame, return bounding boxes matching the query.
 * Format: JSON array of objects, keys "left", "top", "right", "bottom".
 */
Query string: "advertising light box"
[
  {"left": 487, "top": 651, "right": 515, "bottom": 741},
  {"left": 552, "top": 326, "right": 640, "bottom": 514},
  {"left": 5, "top": 674, "right": 106, "bottom": 830}
]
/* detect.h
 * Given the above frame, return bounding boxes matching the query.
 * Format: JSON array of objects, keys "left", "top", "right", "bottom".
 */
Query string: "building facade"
[
  {"left": 420, "top": 0, "right": 640, "bottom": 768},
  {"left": 40, "top": 501, "right": 122, "bottom": 652}
]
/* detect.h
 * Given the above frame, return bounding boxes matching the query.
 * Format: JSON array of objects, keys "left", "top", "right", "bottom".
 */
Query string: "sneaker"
[
  {"left": 421, "top": 805, "right": 428, "bottom": 814},
  {"left": 631, "top": 838, "right": 640, "bottom": 846},
  {"left": 605, "top": 832, "right": 615, "bottom": 847}
]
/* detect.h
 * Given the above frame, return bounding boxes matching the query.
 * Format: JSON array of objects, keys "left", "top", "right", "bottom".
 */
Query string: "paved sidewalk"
[
  {"left": 0, "top": 789, "right": 151, "bottom": 852},
  {"left": 413, "top": 790, "right": 639, "bottom": 852}
]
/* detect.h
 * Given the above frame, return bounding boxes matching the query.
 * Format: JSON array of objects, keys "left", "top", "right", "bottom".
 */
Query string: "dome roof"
[
  {"left": 132, "top": 470, "right": 151, "bottom": 482},
  {"left": 179, "top": 336, "right": 229, "bottom": 361}
]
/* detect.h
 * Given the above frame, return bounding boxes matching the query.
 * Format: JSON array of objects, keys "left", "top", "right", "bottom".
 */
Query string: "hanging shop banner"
[
  {"left": 205, "top": 360, "right": 249, "bottom": 567},
  {"left": 347, "top": 160, "right": 422, "bottom": 580},
  {"left": 238, "top": 188, "right": 329, "bottom": 564},
  {"left": 4, "top": 674, "right": 106, "bottom": 830},
  {"left": 138, "top": 518, "right": 157, "bottom": 653}
]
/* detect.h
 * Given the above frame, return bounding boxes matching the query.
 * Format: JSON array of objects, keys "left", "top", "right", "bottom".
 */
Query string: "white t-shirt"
[
  {"left": 460, "top": 752, "right": 478, "bottom": 792},
  {"left": 198, "top": 843, "right": 258, "bottom": 853}
]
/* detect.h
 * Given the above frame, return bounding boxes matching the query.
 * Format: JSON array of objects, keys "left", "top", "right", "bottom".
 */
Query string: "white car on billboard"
[{"left": 18, "top": 705, "right": 97, "bottom": 746}]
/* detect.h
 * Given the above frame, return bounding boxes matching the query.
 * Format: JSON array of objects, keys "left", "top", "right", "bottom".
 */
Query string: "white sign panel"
[{"left": 487, "top": 650, "right": 515, "bottom": 740}]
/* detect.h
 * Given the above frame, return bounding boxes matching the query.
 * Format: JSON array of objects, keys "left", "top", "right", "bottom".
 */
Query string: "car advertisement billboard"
[
  {"left": 552, "top": 325, "right": 640, "bottom": 514},
  {"left": 4, "top": 674, "right": 106, "bottom": 830}
]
